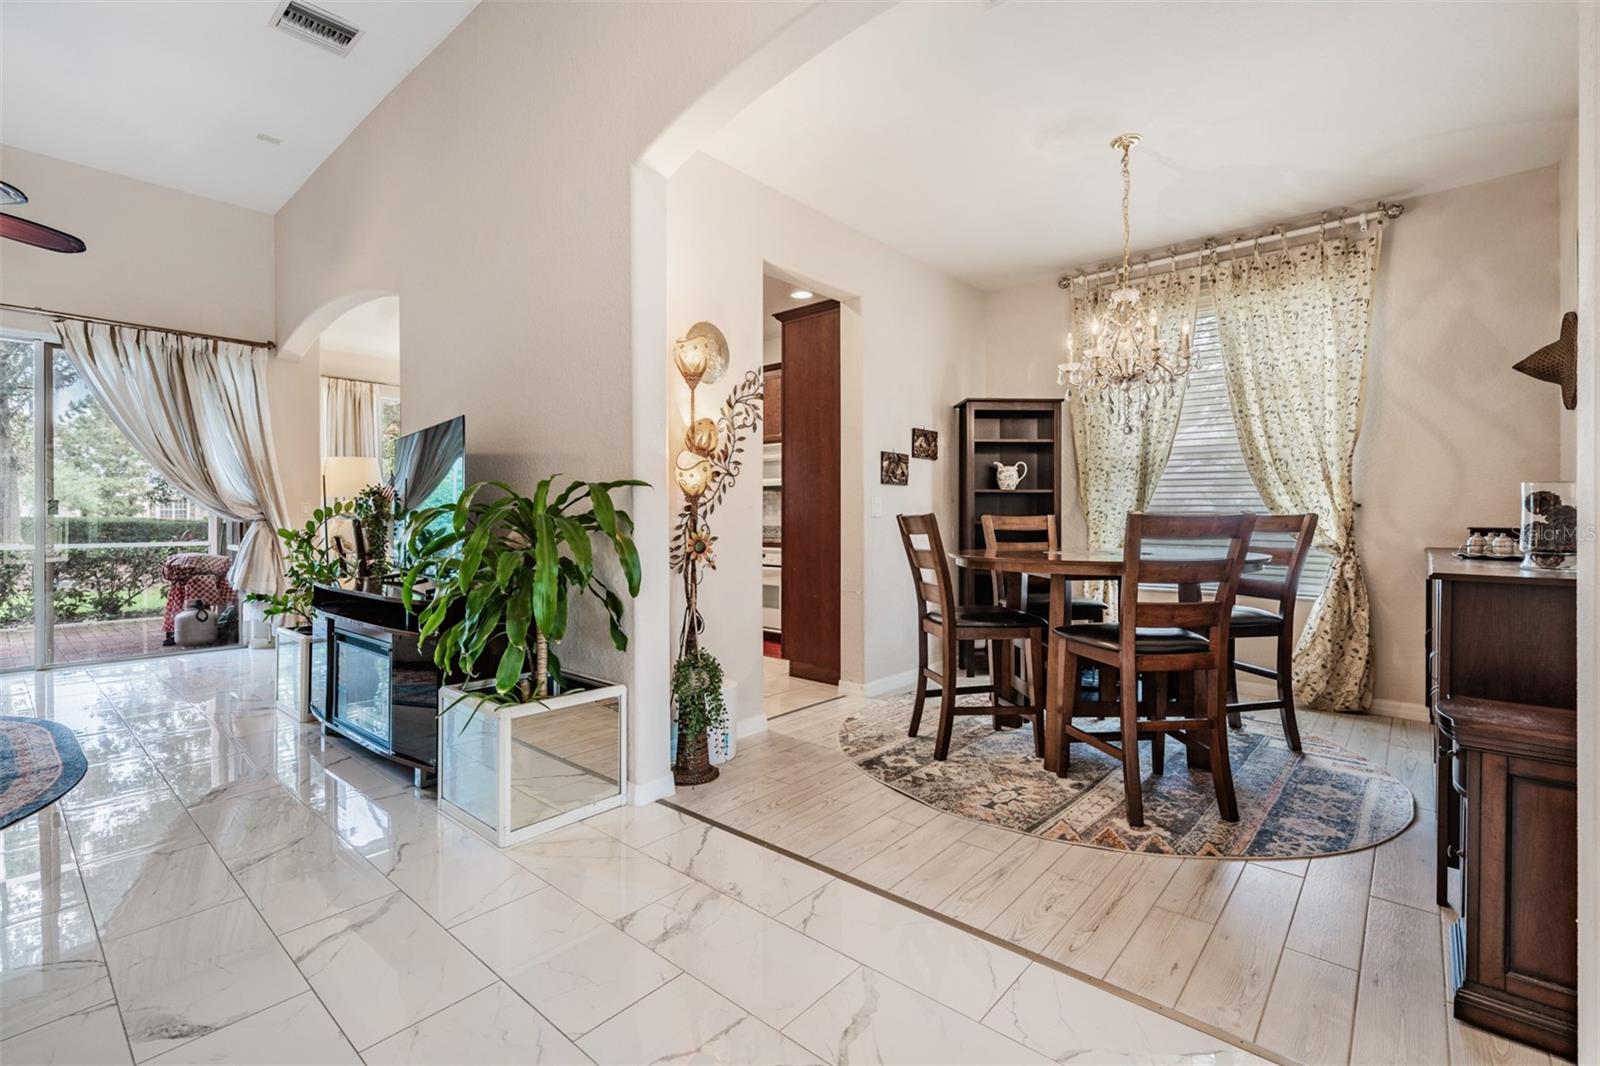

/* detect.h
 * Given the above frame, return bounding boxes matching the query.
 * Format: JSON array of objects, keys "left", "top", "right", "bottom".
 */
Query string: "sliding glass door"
[
  {"left": 0, "top": 337, "right": 40, "bottom": 671},
  {"left": 0, "top": 333, "right": 238, "bottom": 671}
]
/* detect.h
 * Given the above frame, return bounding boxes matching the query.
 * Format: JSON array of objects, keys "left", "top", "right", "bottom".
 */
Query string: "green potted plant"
[
  {"left": 352, "top": 483, "right": 396, "bottom": 578},
  {"left": 404, "top": 476, "right": 644, "bottom": 845},
  {"left": 670, "top": 649, "right": 727, "bottom": 785},
  {"left": 247, "top": 501, "right": 353, "bottom": 722}
]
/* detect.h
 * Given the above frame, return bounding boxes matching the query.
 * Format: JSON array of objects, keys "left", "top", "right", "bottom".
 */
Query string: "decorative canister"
[
  {"left": 1463, "top": 531, "right": 1489, "bottom": 557},
  {"left": 1519, "top": 481, "right": 1578, "bottom": 570}
]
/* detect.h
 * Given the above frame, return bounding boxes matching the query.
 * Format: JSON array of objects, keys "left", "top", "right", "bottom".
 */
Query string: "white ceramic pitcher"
[{"left": 993, "top": 460, "right": 1028, "bottom": 491}]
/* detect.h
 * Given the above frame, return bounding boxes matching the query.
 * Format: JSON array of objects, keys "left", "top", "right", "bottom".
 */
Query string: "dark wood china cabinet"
[{"left": 1425, "top": 550, "right": 1576, "bottom": 1058}]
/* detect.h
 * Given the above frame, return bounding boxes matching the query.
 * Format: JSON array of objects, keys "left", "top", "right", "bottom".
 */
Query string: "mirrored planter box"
[
  {"left": 438, "top": 676, "right": 627, "bottom": 846},
  {"left": 275, "top": 625, "right": 322, "bottom": 723}
]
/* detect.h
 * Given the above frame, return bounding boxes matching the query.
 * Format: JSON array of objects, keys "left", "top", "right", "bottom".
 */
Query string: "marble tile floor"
[
  {"left": 3, "top": 649, "right": 1260, "bottom": 1065},
  {"left": 670, "top": 690, "right": 1571, "bottom": 1066}
]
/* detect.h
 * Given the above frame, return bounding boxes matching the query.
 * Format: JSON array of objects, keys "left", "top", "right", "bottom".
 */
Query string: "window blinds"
[{"left": 1145, "top": 292, "right": 1331, "bottom": 597}]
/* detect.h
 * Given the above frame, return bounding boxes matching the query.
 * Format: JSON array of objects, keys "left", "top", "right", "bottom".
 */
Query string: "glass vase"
[{"left": 1519, "top": 481, "right": 1577, "bottom": 571}]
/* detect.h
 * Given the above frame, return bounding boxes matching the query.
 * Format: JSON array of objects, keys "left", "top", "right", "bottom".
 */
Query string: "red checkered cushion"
[{"left": 162, "top": 553, "right": 235, "bottom": 633}]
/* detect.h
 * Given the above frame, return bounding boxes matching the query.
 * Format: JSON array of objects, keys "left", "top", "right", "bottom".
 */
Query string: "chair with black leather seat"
[
  {"left": 1049, "top": 512, "right": 1255, "bottom": 827},
  {"left": 979, "top": 514, "right": 1107, "bottom": 623},
  {"left": 1221, "top": 512, "right": 1317, "bottom": 750},
  {"left": 897, "top": 513, "right": 1047, "bottom": 761}
]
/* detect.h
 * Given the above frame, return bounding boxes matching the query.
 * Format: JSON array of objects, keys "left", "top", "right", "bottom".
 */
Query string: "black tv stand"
[{"left": 311, "top": 580, "right": 451, "bottom": 786}]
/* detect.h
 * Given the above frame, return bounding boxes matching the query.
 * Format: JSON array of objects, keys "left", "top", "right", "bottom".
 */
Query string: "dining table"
[{"left": 953, "top": 546, "right": 1270, "bottom": 774}]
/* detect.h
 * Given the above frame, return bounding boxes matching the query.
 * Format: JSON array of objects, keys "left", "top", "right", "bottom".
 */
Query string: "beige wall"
[
  {"left": 271, "top": 1, "right": 810, "bottom": 796},
  {"left": 1361, "top": 165, "right": 1560, "bottom": 711},
  {"left": 983, "top": 165, "right": 1563, "bottom": 714},
  {"left": 0, "top": 145, "right": 322, "bottom": 525},
  {"left": 668, "top": 153, "right": 986, "bottom": 734},
  {"left": 983, "top": 276, "right": 1088, "bottom": 550}
]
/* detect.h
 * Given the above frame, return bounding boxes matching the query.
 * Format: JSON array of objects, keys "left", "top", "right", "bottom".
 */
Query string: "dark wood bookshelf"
[
  {"left": 955, "top": 398, "right": 1065, "bottom": 669},
  {"left": 972, "top": 437, "right": 1055, "bottom": 446}
]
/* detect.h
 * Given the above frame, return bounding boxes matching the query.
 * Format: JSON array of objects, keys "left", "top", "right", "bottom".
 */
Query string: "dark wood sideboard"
[{"left": 1425, "top": 549, "right": 1576, "bottom": 1058}]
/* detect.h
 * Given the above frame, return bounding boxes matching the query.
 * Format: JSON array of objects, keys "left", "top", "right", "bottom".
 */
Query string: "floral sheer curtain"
[
  {"left": 1070, "top": 267, "right": 1203, "bottom": 610},
  {"left": 1211, "top": 228, "right": 1384, "bottom": 711}
]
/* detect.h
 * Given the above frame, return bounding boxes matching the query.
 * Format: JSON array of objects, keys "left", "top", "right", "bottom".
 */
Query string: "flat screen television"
[{"left": 391, "top": 415, "right": 466, "bottom": 567}]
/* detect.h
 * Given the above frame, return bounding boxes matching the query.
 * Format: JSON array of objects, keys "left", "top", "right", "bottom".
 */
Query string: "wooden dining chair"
[
  {"left": 1048, "top": 512, "right": 1256, "bottom": 827},
  {"left": 979, "top": 514, "right": 1107, "bottom": 623},
  {"left": 1222, "top": 513, "right": 1318, "bottom": 750},
  {"left": 897, "top": 513, "right": 1047, "bottom": 761}
]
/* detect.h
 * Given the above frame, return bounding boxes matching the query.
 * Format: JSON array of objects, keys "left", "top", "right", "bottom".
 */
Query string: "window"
[
  {"left": 1145, "top": 292, "right": 1330, "bottom": 598},
  {"left": 0, "top": 333, "right": 236, "bottom": 669},
  {"left": 379, "top": 392, "right": 402, "bottom": 480}
]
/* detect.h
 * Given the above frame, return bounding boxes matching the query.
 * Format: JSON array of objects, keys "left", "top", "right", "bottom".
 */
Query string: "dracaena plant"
[{"left": 401, "top": 477, "right": 645, "bottom": 703}]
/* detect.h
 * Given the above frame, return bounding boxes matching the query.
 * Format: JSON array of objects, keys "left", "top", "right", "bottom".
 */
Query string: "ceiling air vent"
[{"left": 270, "top": 1, "right": 362, "bottom": 56}]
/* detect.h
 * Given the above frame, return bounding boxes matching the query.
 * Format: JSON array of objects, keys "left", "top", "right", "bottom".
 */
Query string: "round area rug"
[
  {"left": 839, "top": 695, "right": 1413, "bottom": 858},
  {"left": 0, "top": 716, "right": 88, "bottom": 830}
]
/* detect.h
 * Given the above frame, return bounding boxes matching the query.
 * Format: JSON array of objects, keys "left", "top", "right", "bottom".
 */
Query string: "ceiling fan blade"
[
  {"left": 0, "top": 213, "right": 86, "bottom": 253},
  {"left": 0, "top": 182, "right": 26, "bottom": 206}
]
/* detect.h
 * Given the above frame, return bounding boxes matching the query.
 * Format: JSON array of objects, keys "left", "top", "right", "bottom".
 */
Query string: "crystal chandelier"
[{"left": 1058, "top": 134, "right": 1193, "bottom": 433}]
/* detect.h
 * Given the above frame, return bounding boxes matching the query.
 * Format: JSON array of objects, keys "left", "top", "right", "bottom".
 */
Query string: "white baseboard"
[
  {"left": 1235, "top": 674, "right": 1427, "bottom": 722},
  {"left": 861, "top": 668, "right": 919, "bottom": 699},
  {"left": 630, "top": 773, "right": 676, "bottom": 805},
  {"left": 1369, "top": 697, "right": 1428, "bottom": 722}
]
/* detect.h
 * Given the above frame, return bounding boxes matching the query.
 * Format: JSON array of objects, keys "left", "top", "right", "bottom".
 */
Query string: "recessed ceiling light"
[{"left": 790, "top": 289, "right": 814, "bottom": 300}]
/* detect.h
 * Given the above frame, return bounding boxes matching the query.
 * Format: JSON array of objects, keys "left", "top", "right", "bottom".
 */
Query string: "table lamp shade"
[{"left": 322, "top": 456, "right": 383, "bottom": 501}]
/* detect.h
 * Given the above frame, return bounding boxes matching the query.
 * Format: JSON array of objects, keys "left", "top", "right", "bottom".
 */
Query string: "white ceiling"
[
  {"left": 709, "top": 1, "right": 1579, "bottom": 291},
  {"left": 0, "top": 1, "right": 476, "bottom": 213},
  {"left": 320, "top": 295, "right": 399, "bottom": 359}
]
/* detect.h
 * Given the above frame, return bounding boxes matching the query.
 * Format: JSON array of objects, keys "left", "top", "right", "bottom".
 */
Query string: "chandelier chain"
[{"left": 1119, "top": 140, "right": 1132, "bottom": 284}]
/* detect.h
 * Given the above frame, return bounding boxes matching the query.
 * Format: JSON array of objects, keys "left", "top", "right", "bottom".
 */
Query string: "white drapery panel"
[
  {"left": 1211, "top": 229, "right": 1384, "bottom": 712},
  {"left": 53, "top": 320, "right": 291, "bottom": 596},
  {"left": 320, "top": 375, "right": 381, "bottom": 459},
  {"left": 1069, "top": 268, "right": 1203, "bottom": 611}
]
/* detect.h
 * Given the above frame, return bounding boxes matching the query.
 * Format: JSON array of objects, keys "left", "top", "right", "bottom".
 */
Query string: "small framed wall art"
[
  {"left": 911, "top": 428, "right": 938, "bottom": 460},
  {"left": 880, "top": 451, "right": 909, "bottom": 486}
]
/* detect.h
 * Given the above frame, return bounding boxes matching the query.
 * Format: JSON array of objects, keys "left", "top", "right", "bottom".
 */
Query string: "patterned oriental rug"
[
  {"left": 839, "top": 695, "right": 1413, "bottom": 858},
  {"left": 0, "top": 716, "right": 88, "bottom": 830}
]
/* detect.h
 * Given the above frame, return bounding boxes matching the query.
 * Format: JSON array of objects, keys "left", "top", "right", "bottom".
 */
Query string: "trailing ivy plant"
[
  {"left": 671, "top": 649, "right": 726, "bottom": 738},
  {"left": 247, "top": 502, "right": 355, "bottom": 627},
  {"left": 401, "top": 477, "right": 645, "bottom": 704}
]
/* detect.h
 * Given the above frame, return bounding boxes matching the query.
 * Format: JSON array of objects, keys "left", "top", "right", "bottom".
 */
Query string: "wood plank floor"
[
  {"left": 670, "top": 694, "right": 1565, "bottom": 1066},
  {"left": 762, "top": 656, "right": 842, "bottom": 719}
]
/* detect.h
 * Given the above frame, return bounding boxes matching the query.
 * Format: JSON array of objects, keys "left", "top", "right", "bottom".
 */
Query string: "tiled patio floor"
[{"left": 0, "top": 616, "right": 218, "bottom": 670}]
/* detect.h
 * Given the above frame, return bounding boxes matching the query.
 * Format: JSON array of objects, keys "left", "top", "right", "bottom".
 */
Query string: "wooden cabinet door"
[
  {"left": 763, "top": 367, "right": 782, "bottom": 443},
  {"left": 776, "top": 302, "right": 840, "bottom": 685},
  {"left": 1467, "top": 751, "right": 1578, "bottom": 1011}
]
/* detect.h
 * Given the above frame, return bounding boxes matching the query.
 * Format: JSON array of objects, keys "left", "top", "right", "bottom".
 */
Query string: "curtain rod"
[
  {"left": 1059, "top": 201, "right": 1405, "bottom": 289},
  {"left": 321, "top": 372, "right": 395, "bottom": 387},
  {"left": 0, "top": 301, "right": 276, "bottom": 350}
]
